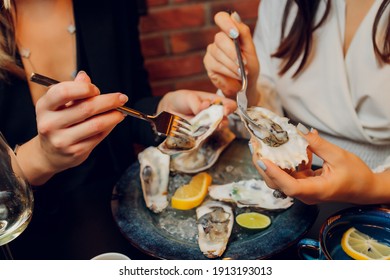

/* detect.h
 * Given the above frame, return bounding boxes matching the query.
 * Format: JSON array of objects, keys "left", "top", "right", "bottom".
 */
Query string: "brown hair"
[
  {"left": 0, "top": 1, "right": 26, "bottom": 81},
  {"left": 272, "top": 0, "right": 390, "bottom": 77}
]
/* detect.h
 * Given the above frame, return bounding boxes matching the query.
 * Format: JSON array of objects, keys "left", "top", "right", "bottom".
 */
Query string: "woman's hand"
[
  {"left": 204, "top": 11, "right": 259, "bottom": 102},
  {"left": 251, "top": 128, "right": 390, "bottom": 205},
  {"left": 17, "top": 71, "right": 128, "bottom": 185},
  {"left": 157, "top": 89, "right": 237, "bottom": 119}
]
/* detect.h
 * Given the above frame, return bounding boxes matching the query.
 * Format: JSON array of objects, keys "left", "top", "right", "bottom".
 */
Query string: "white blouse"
[{"left": 253, "top": 0, "right": 390, "bottom": 169}]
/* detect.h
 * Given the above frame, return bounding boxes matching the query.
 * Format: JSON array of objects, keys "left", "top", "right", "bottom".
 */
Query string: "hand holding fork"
[{"left": 30, "top": 73, "right": 193, "bottom": 140}]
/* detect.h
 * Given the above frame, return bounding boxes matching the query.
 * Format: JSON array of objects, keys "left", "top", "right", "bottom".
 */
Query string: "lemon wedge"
[
  {"left": 171, "top": 172, "right": 212, "bottom": 210},
  {"left": 235, "top": 212, "right": 271, "bottom": 229},
  {"left": 341, "top": 227, "right": 390, "bottom": 260}
]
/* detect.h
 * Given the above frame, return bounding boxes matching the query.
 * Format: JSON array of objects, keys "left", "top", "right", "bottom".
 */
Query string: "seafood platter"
[{"left": 113, "top": 104, "right": 318, "bottom": 259}]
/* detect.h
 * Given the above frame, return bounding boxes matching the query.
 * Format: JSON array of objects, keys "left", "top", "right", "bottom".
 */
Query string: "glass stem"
[{"left": 1, "top": 244, "right": 14, "bottom": 260}]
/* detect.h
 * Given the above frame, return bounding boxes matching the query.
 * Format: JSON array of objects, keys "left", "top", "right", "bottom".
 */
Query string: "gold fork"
[{"left": 30, "top": 73, "right": 193, "bottom": 139}]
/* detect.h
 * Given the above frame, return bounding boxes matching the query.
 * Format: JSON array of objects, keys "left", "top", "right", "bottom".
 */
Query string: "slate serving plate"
[{"left": 112, "top": 139, "right": 318, "bottom": 259}]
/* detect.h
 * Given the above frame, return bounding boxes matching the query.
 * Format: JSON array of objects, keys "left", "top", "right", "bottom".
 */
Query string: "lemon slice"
[
  {"left": 341, "top": 227, "right": 390, "bottom": 260},
  {"left": 171, "top": 172, "right": 212, "bottom": 210},
  {"left": 235, "top": 212, "right": 271, "bottom": 229}
]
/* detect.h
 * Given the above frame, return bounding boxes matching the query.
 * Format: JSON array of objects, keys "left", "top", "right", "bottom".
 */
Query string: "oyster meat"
[
  {"left": 158, "top": 104, "right": 224, "bottom": 155},
  {"left": 171, "top": 126, "right": 235, "bottom": 174},
  {"left": 138, "top": 146, "right": 170, "bottom": 213},
  {"left": 242, "top": 107, "right": 308, "bottom": 170},
  {"left": 208, "top": 179, "right": 294, "bottom": 210},
  {"left": 196, "top": 200, "right": 233, "bottom": 259}
]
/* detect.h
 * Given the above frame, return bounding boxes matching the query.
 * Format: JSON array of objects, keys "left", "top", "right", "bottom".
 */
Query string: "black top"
[{"left": 0, "top": 0, "right": 160, "bottom": 259}]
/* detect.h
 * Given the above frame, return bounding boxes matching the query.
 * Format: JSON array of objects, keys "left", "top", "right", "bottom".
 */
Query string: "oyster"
[
  {"left": 208, "top": 179, "right": 294, "bottom": 210},
  {"left": 242, "top": 107, "right": 308, "bottom": 170},
  {"left": 158, "top": 104, "right": 224, "bottom": 155},
  {"left": 196, "top": 200, "right": 233, "bottom": 258},
  {"left": 171, "top": 126, "right": 235, "bottom": 174},
  {"left": 138, "top": 146, "right": 170, "bottom": 213}
]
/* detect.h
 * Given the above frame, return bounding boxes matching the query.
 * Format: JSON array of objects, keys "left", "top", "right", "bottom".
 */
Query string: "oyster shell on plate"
[
  {"left": 242, "top": 107, "right": 308, "bottom": 170},
  {"left": 158, "top": 104, "right": 224, "bottom": 155},
  {"left": 208, "top": 179, "right": 294, "bottom": 210},
  {"left": 196, "top": 200, "right": 233, "bottom": 259},
  {"left": 170, "top": 126, "right": 235, "bottom": 174},
  {"left": 138, "top": 146, "right": 170, "bottom": 213}
]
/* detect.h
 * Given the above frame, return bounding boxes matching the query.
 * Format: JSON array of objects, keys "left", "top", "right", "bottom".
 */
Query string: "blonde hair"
[{"left": 0, "top": 0, "right": 24, "bottom": 80}]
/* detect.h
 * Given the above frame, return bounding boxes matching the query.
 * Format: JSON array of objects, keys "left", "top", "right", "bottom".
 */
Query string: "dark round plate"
[{"left": 112, "top": 139, "right": 318, "bottom": 259}]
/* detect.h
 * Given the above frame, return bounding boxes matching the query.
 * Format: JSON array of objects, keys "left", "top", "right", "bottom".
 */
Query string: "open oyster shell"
[
  {"left": 208, "top": 179, "right": 294, "bottom": 210},
  {"left": 170, "top": 126, "right": 235, "bottom": 174},
  {"left": 242, "top": 107, "right": 308, "bottom": 170},
  {"left": 158, "top": 104, "right": 224, "bottom": 155},
  {"left": 196, "top": 200, "right": 233, "bottom": 259},
  {"left": 138, "top": 146, "right": 170, "bottom": 213}
]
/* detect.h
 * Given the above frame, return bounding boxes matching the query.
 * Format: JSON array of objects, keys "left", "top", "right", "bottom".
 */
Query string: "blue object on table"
[{"left": 297, "top": 206, "right": 390, "bottom": 260}]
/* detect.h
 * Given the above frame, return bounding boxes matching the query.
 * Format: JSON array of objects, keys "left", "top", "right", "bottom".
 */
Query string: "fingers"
[
  {"left": 208, "top": 37, "right": 241, "bottom": 80},
  {"left": 42, "top": 92, "right": 128, "bottom": 128},
  {"left": 39, "top": 108, "right": 125, "bottom": 160},
  {"left": 221, "top": 97, "right": 237, "bottom": 115},
  {"left": 229, "top": 12, "right": 256, "bottom": 57},
  {"left": 253, "top": 155, "right": 330, "bottom": 202},
  {"left": 300, "top": 128, "right": 346, "bottom": 164},
  {"left": 206, "top": 11, "right": 259, "bottom": 100},
  {"left": 191, "top": 91, "right": 237, "bottom": 115},
  {"left": 57, "top": 110, "right": 125, "bottom": 145},
  {"left": 157, "top": 90, "right": 237, "bottom": 123},
  {"left": 42, "top": 81, "right": 100, "bottom": 110},
  {"left": 214, "top": 11, "right": 239, "bottom": 39},
  {"left": 74, "top": 70, "right": 91, "bottom": 83},
  {"left": 204, "top": 36, "right": 242, "bottom": 96},
  {"left": 204, "top": 11, "right": 252, "bottom": 95}
]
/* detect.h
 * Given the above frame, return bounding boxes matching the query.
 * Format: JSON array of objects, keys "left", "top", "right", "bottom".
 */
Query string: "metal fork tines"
[
  {"left": 115, "top": 106, "right": 192, "bottom": 138},
  {"left": 30, "top": 73, "right": 192, "bottom": 139}
]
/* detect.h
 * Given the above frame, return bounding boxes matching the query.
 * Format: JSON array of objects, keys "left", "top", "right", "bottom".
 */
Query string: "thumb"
[
  {"left": 300, "top": 128, "right": 344, "bottom": 163},
  {"left": 74, "top": 70, "right": 91, "bottom": 83},
  {"left": 220, "top": 97, "right": 237, "bottom": 116}
]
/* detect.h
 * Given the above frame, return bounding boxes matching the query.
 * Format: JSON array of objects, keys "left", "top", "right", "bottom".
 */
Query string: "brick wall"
[{"left": 139, "top": 0, "right": 261, "bottom": 97}]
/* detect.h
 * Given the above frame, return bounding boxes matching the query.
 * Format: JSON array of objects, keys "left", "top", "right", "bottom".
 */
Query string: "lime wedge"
[{"left": 236, "top": 212, "right": 271, "bottom": 229}]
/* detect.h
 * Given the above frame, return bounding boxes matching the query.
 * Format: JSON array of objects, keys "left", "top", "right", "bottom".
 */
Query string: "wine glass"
[{"left": 0, "top": 132, "right": 34, "bottom": 259}]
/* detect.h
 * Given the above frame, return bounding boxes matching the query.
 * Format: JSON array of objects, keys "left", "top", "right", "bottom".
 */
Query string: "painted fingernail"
[
  {"left": 229, "top": 28, "right": 239, "bottom": 39},
  {"left": 256, "top": 159, "right": 267, "bottom": 171},
  {"left": 297, "top": 123, "right": 310, "bottom": 135},
  {"left": 231, "top": 12, "right": 242, "bottom": 23},
  {"left": 75, "top": 70, "right": 87, "bottom": 80},
  {"left": 248, "top": 142, "right": 253, "bottom": 154},
  {"left": 119, "top": 94, "right": 128, "bottom": 103}
]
